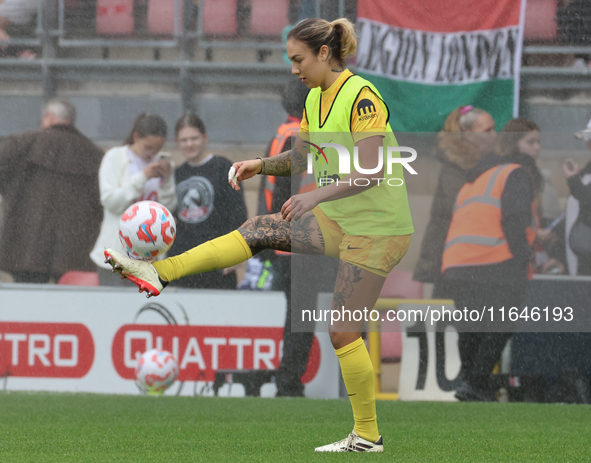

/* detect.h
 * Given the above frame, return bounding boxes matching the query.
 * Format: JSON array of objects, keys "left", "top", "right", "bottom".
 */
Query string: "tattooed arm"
[
  {"left": 260, "top": 137, "right": 308, "bottom": 176},
  {"left": 228, "top": 137, "right": 308, "bottom": 191}
]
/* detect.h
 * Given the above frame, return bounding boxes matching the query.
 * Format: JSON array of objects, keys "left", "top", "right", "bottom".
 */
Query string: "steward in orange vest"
[
  {"left": 261, "top": 116, "right": 317, "bottom": 217},
  {"left": 442, "top": 153, "right": 536, "bottom": 285},
  {"left": 440, "top": 152, "right": 537, "bottom": 403}
]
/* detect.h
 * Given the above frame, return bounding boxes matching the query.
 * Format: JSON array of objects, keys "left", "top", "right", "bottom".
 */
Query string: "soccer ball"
[
  {"left": 135, "top": 349, "right": 179, "bottom": 395},
  {"left": 119, "top": 201, "right": 176, "bottom": 259}
]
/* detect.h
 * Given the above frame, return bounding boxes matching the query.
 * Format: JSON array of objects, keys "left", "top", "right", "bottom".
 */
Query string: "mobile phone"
[
  {"left": 544, "top": 212, "right": 565, "bottom": 231},
  {"left": 156, "top": 151, "right": 171, "bottom": 161}
]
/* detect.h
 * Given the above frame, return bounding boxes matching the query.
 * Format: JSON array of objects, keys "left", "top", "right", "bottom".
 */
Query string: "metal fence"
[{"left": 0, "top": 0, "right": 589, "bottom": 109}]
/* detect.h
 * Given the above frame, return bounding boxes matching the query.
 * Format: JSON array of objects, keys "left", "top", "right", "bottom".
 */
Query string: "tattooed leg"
[
  {"left": 238, "top": 211, "right": 325, "bottom": 256},
  {"left": 329, "top": 261, "right": 386, "bottom": 349}
]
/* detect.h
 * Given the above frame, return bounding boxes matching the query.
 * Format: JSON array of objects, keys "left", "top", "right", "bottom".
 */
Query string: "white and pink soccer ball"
[
  {"left": 119, "top": 201, "right": 176, "bottom": 259},
  {"left": 135, "top": 349, "right": 179, "bottom": 394}
]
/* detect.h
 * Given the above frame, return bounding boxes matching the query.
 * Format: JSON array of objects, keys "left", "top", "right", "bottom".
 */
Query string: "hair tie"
[{"left": 460, "top": 105, "right": 473, "bottom": 115}]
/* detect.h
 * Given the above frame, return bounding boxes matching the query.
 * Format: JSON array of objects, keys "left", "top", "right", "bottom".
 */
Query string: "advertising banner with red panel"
[{"left": 0, "top": 284, "right": 339, "bottom": 398}]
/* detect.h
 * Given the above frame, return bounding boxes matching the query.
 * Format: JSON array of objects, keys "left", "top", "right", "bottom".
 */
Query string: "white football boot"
[
  {"left": 314, "top": 430, "right": 383, "bottom": 452},
  {"left": 104, "top": 248, "right": 165, "bottom": 297}
]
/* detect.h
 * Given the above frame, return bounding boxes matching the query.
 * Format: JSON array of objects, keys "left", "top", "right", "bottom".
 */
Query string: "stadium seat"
[
  {"left": 250, "top": 0, "right": 289, "bottom": 36},
  {"left": 147, "top": 0, "right": 182, "bottom": 35},
  {"left": 202, "top": 0, "right": 238, "bottom": 36},
  {"left": 57, "top": 271, "right": 100, "bottom": 286},
  {"left": 524, "top": 0, "right": 557, "bottom": 41},
  {"left": 379, "top": 271, "right": 424, "bottom": 362},
  {"left": 96, "top": 0, "right": 134, "bottom": 35}
]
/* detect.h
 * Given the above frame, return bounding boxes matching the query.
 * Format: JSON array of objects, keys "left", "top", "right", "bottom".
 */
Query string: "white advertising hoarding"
[{"left": 0, "top": 284, "right": 339, "bottom": 398}]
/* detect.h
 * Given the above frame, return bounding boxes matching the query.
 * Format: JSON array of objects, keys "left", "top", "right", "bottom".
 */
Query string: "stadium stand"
[
  {"left": 147, "top": 0, "right": 181, "bottom": 35},
  {"left": 96, "top": 0, "right": 134, "bottom": 36},
  {"left": 201, "top": 0, "right": 238, "bottom": 36},
  {"left": 250, "top": 0, "right": 290, "bottom": 36},
  {"left": 523, "top": 0, "right": 558, "bottom": 42}
]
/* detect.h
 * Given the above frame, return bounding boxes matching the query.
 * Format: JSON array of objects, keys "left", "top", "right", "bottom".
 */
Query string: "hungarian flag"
[{"left": 356, "top": 0, "right": 526, "bottom": 131}]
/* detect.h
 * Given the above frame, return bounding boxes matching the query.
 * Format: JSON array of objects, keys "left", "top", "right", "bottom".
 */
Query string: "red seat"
[
  {"left": 96, "top": 0, "right": 134, "bottom": 35},
  {"left": 250, "top": 0, "right": 289, "bottom": 36},
  {"left": 147, "top": 0, "right": 182, "bottom": 35},
  {"left": 379, "top": 271, "right": 424, "bottom": 362},
  {"left": 58, "top": 271, "right": 100, "bottom": 286},
  {"left": 202, "top": 0, "right": 238, "bottom": 36},
  {"left": 524, "top": 0, "right": 557, "bottom": 41}
]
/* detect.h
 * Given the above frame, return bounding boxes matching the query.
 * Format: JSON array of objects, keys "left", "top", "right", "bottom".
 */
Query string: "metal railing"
[
  {"left": 0, "top": 1, "right": 589, "bottom": 109},
  {"left": 56, "top": 0, "right": 182, "bottom": 48},
  {"left": 0, "top": 0, "right": 43, "bottom": 48}
]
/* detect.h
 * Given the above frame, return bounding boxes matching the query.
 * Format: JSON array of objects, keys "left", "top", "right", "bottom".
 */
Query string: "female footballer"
[{"left": 105, "top": 17, "right": 413, "bottom": 453}]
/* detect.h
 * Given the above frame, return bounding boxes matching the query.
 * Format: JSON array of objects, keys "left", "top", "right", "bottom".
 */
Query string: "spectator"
[
  {"left": 0, "top": 0, "right": 39, "bottom": 58},
  {"left": 413, "top": 105, "right": 495, "bottom": 297},
  {"left": 0, "top": 97, "right": 103, "bottom": 283},
  {"left": 564, "top": 118, "right": 591, "bottom": 275},
  {"left": 499, "top": 118, "right": 564, "bottom": 275},
  {"left": 90, "top": 113, "right": 176, "bottom": 285},
  {"left": 168, "top": 113, "right": 247, "bottom": 289},
  {"left": 441, "top": 137, "right": 537, "bottom": 402}
]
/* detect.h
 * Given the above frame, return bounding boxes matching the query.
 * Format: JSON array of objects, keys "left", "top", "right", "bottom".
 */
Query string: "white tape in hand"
[{"left": 228, "top": 166, "right": 238, "bottom": 187}]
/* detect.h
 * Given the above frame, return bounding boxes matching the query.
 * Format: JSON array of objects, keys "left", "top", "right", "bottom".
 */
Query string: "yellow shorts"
[{"left": 312, "top": 206, "right": 411, "bottom": 277}]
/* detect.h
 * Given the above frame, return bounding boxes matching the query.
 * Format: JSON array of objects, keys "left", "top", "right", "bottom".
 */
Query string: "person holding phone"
[
  {"left": 167, "top": 113, "right": 247, "bottom": 289},
  {"left": 499, "top": 118, "right": 564, "bottom": 275},
  {"left": 90, "top": 113, "right": 177, "bottom": 285}
]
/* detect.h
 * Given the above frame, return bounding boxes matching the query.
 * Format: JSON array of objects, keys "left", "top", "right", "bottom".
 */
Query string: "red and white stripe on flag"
[
  {"left": 355, "top": 0, "right": 526, "bottom": 130},
  {"left": 358, "top": 0, "right": 521, "bottom": 33}
]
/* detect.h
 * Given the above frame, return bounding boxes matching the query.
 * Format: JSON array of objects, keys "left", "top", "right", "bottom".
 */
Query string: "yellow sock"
[
  {"left": 153, "top": 230, "right": 252, "bottom": 282},
  {"left": 335, "top": 337, "right": 379, "bottom": 443}
]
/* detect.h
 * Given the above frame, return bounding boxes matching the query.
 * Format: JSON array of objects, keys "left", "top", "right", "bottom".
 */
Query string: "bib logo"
[
  {"left": 357, "top": 98, "right": 378, "bottom": 121},
  {"left": 305, "top": 142, "right": 417, "bottom": 187}
]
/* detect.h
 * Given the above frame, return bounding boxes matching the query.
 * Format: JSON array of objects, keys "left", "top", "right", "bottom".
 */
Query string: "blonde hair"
[
  {"left": 437, "top": 106, "right": 483, "bottom": 169},
  {"left": 287, "top": 18, "right": 357, "bottom": 68}
]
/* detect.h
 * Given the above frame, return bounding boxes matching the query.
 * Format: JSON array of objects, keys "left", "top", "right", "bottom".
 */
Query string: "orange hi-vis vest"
[
  {"left": 441, "top": 163, "right": 537, "bottom": 276},
  {"left": 265, "top": 118, "right": 316, "bottom": 255},
  {"left": 264, "top": 119, "right": 316, "bottom": 213}
]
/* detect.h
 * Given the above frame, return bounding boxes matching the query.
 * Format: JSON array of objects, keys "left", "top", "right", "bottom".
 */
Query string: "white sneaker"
[
  {"left": 104, "top": 248, "right": 165, "bottom": 297},
  {"left": 314, "top": 430, "right": 383, "bottom": 452}
]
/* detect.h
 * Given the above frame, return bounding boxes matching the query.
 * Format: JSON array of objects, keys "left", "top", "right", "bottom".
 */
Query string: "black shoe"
[
  {"left": 455, "top": 381, "right": 495, "bottom": 402},
  {"left": 275, "top": 388, "right": 305, "bottom": 397}
]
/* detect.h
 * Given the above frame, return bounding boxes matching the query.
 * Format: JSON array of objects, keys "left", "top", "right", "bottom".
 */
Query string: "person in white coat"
[{"left": 90, "top": 113, "right": 177, "bottom": 285}]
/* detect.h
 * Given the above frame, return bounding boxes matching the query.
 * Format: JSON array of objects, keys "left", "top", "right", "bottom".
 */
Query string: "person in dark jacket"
[
  {"left": 413, "top": 105, "right": 496, "bottom": 297},
  {"left": 441, "top": 148, "right": 536, "bottom": 402},
  {"left": 499, "top": 118, "right": 564, "bottom": 275},
  {"left": 0, "top": 98, "right": 103, "bottom": 283}
]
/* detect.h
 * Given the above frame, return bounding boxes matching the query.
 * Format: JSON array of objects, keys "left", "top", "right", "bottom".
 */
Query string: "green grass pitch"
[{"left": 0, "top": 392, "right": 589, "bottom": 462}]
